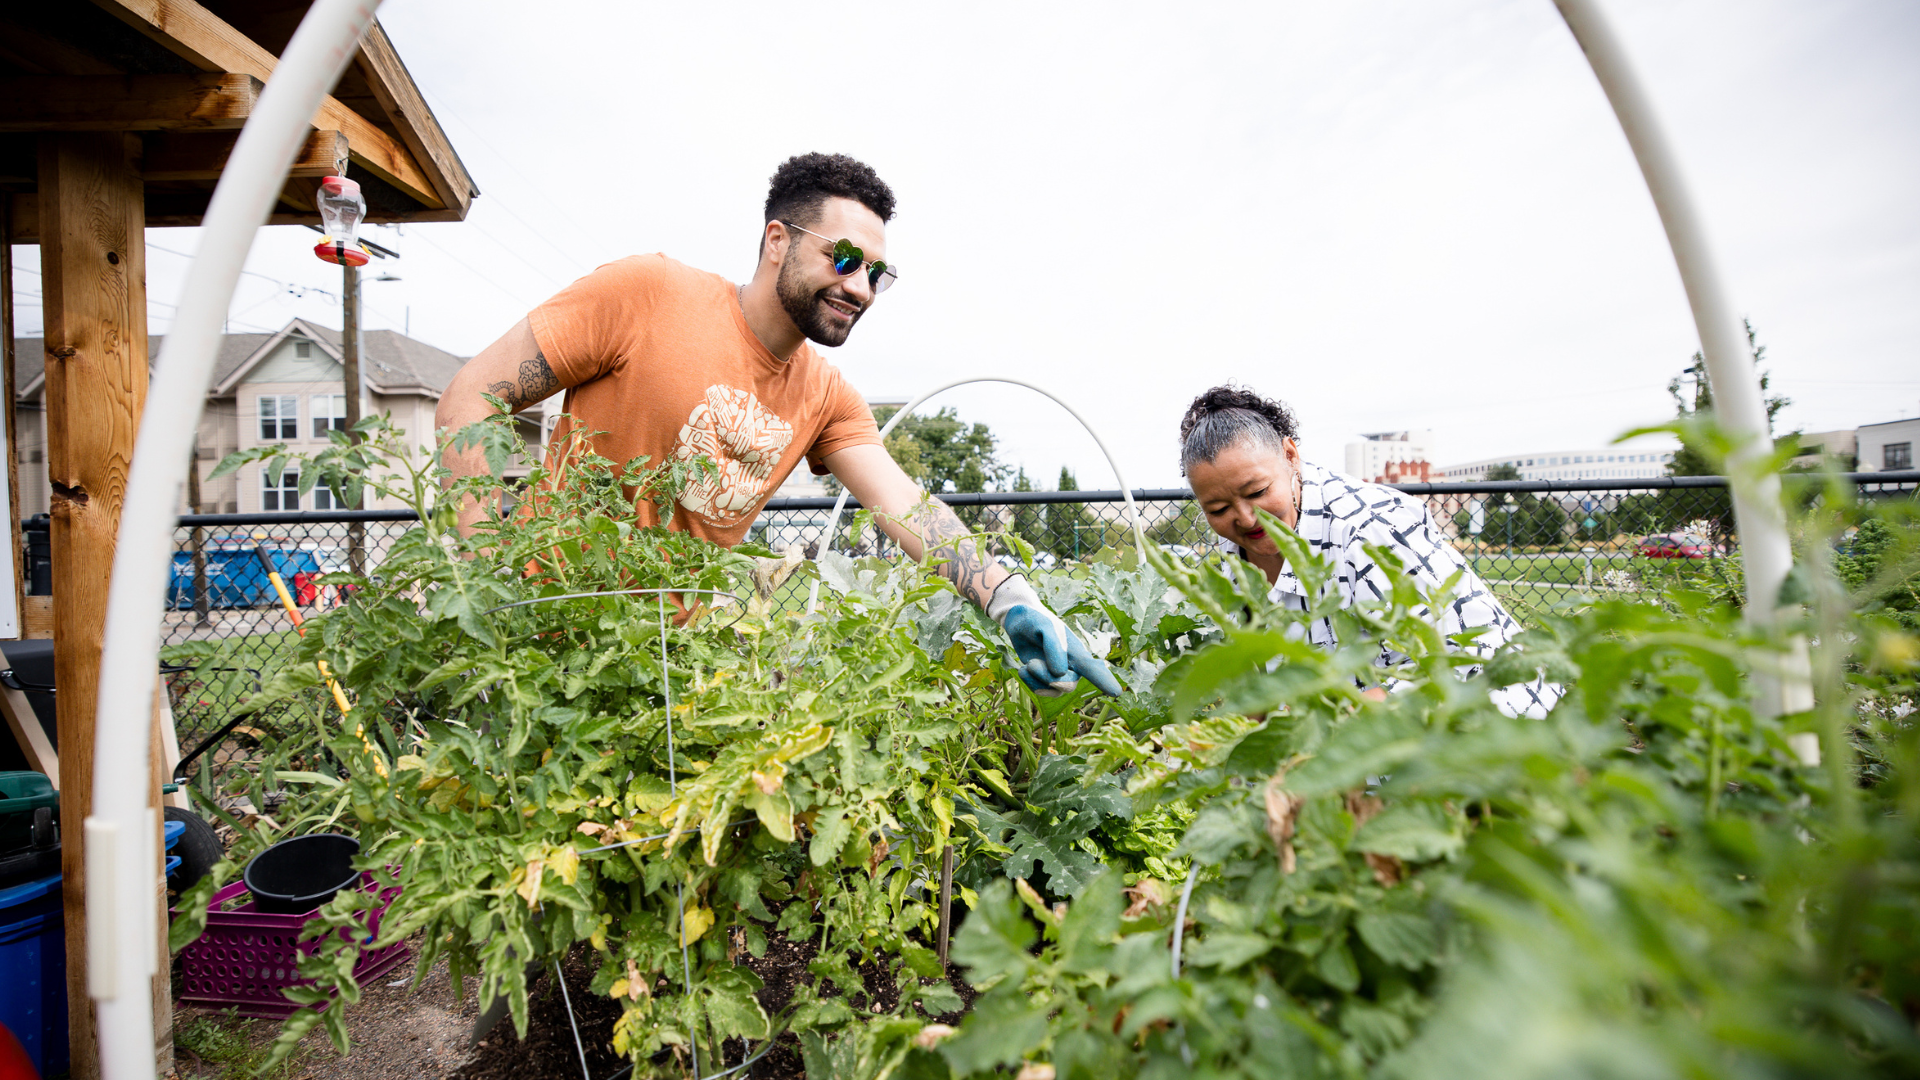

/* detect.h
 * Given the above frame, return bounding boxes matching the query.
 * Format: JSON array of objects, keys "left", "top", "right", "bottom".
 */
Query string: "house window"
[
  {"left": 312, "top": 483, "right": 340, "bottom": 511},
  {"left": 295, "top": 340, "right": 312, "bottom": 358},
  {"left": 262, "top": 468, "right": 301, "bottom": 511},
  {"left": 259, "top": 395, "right": 298, "bottom": 440},
  {"left": 312, "top": 394, "right": 347, "bottom": 438},
  {"left": 1887, "top": 442, "right": 1913, "bottom": 471}
]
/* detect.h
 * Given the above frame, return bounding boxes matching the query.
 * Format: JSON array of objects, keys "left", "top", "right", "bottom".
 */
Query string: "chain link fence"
[{"left": 157, "top": 471, "right": 1919, "bottom": 794}]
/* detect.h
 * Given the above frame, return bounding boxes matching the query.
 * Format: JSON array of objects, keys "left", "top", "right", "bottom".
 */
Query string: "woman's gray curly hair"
[{"left": 1178, "top": 385, "right": 1300, "bottom": 476}]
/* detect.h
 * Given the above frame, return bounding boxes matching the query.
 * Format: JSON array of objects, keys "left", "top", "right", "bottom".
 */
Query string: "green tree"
[
  {"left": 1007, "top": 467, "right": 1049, "bottom": 557},
  {"left": 1478, "top": 463, "right": 1566, "bottom": 549},
  {"left": 1667, "top": 319, "right": 1791, "bottom": 478},
  {"left": 872, "top": 406, "right": 1008, "bottom": 495},
  {"left": 1044, "top": 467, "right": 1098, "bottom": 559},
  {"left": 1662, "top": 320, "right": 1791, "bottom": 549}
]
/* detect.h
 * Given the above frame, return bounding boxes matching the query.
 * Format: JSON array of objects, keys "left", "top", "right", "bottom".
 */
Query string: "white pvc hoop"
[
  {"left": 1552, "top": 0, "right": 1801, "bottom": 715},
  {"left": 88, "top": 2, "right": 383, "bottom": 1075},
  {"left": 806, "top": 376, "right": 1147, "bottom": 613}
]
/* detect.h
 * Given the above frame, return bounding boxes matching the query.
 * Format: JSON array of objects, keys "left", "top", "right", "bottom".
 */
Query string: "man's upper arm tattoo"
[
  {"left": 485, "top": 380, "right": 517, "bottom": 407},
  {"left": 518, "top": 350, "right": 561, "bottom": 404},
  {"left": 909, "top": 500, "right": 994, "bottom": 603}
]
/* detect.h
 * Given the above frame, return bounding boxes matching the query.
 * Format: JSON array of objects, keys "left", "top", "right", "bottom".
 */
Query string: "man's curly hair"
[
  {"left": 761, "top": 153, "right": 895, "bottom": 257},
  {"left": 1178, "top": 384, "right": 1301, "bottom": 475}
]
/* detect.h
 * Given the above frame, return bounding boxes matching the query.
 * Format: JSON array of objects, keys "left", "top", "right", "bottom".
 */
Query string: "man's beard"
[{"left": 777, "top": 257, "right": 864, "bottom": 347}]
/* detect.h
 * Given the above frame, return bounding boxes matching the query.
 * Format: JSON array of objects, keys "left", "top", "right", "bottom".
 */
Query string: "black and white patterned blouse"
[{"left": 1222, "top": 461, "right": 1559, "bottom": 718}]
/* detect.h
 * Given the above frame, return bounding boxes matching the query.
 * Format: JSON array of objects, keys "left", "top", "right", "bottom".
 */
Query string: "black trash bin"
[{"left": 243, "top": 833, "right": 360, "bottom": 914}]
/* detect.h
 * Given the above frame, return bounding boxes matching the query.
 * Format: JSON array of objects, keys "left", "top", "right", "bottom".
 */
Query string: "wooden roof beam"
[
  {"left": 352, "top": 21, "right": 475, "bottom": 216},
  {"left": 0, "top": 73, "right": 260, "bottom": 132},
  {"left": 86, "top": 0, "right": 447, "bottom": 211},
  {"left": 143, "top": 127, "right": 346, "bottom": 180}
]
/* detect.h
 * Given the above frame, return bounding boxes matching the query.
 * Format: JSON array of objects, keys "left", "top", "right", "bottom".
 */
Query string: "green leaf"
[
  {"left": 1354, "top": 802, "right": 1461, "bottom": 862},
  {"left": 940, "top": 988, "right": 1048, "bottom": 1074},
  {"left": 1185, "top": 930, "right": 1274, "bottom": 971},
  {"left": 950, "top": 880, "right": 1036, "bottom": 986},
  {"left": 1314, "top": 935, "right": 1360, "bottom": 992},
  {"left": 1355, "top": 909, "right": 1439, "bottom": 970},
  {"left": 809, "top": 806, "right": 851, "bottom": 867}
]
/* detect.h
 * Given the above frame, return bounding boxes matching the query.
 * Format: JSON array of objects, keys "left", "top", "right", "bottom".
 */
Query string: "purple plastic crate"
[{"left": 176, "top": 871, "right": 410, "bottom": 1018}]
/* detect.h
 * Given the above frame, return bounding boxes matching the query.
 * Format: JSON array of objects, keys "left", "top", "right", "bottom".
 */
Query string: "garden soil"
[{"left": 171, "top": 923, "right": 974, "bottom": 1080}]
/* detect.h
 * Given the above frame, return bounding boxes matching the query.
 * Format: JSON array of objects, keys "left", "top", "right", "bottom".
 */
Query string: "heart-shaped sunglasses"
[{"left": 782, "top": 221, "right": 898, "bottom": 294}]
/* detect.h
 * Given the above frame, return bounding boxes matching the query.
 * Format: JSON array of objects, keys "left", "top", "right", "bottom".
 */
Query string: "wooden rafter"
[
  {"left": 143, "top": 127, "right": 347, "bottom": 179},
  {"left": 87, "top": 0, "right": 449, "bottom": 211},
  {"left": 0, "top": 73, "right": 260, "bottom": 132}
]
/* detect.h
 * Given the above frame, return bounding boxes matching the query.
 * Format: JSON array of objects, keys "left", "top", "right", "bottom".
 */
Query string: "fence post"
[{"left": 1583, "top": 545, "right": 1595, "bottom": 589}]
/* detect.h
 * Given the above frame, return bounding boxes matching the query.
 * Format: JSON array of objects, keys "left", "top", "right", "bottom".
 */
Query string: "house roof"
[
  {"left": 211, "top": 318, "right": 467, "bottom": 397},
  {"left": 12, "top": 332, "right": 270, "bottom": 401},
  {"left": 13, "top": 318, "right": 467, "bottom": 401}
]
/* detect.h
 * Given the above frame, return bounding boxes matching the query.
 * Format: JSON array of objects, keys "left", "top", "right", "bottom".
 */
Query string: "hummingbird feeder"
[{"left": 313, "top": 175, "right": 371, "bottom": 266}]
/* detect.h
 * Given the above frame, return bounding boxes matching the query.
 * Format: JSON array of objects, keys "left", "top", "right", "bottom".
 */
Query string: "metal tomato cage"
[{"left": 86, "top": 0, "right": 1801, "bottom": 1075}]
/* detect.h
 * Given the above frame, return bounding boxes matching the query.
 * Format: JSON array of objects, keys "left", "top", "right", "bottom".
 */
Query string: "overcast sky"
[{"left": 13, "top": 0, "right": 1919, "bottom": 488}]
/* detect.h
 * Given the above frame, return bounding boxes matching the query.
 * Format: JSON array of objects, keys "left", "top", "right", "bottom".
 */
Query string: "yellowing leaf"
[
  {"left": 550, "top": 845, "right": 580, "bottom": 886},
  {"left": 771, "top": 722, "right": 832, "bottom": 763},
  {"left": 516, "top": 858, "right": 545, "bottom": 906},
  {"left": 682, "top": 905, "right": 715, "bottom": 946},
  {"left": 751, "top": 765, "right": 785, "bottom": 794},
  {"left": 747, "top": 787, "right": 795, "bottom": 843},
  {"left": 609, "top": 978, "right": 630, "bottom": 999}
]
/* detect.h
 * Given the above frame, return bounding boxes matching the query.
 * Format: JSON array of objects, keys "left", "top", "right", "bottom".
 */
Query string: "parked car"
[{"left": 1635, "top": 534, "right": 1710, "bottom": 559}]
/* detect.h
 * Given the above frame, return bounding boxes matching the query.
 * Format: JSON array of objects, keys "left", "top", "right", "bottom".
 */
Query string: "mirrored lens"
[
  {"left": 830, "top": 239, "right": 863, "bottom": 276},
  {"left": 870, "top": 264, "right": 897, "bottom": 294}
]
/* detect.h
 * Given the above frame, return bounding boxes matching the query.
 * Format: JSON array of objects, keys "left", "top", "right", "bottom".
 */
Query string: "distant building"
[
  {"left": 13, "top": 319, "right": 549, "bottom": 517},
  {"left": 1345, "top": 430, "right": 1434, "bottom": 484},
  {"left": 1857, "top": 413, "right": 1919, "bottom": 472},
  {"left": 1441, "top": 443, "right": 1678, "bottom": 482},
  {"left": 1792, "top": 429, "right": 1859, "bottom": 469}
]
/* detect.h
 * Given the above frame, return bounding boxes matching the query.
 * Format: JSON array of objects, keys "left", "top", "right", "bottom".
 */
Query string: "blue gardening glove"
[{"left": 988, "top": 575, "right": 1123, "bottom": 697}]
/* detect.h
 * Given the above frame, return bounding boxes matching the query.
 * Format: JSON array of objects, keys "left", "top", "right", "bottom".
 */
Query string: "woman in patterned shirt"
[{"left": 1179, "top": 385, "right": 1557, "bottom": 717}]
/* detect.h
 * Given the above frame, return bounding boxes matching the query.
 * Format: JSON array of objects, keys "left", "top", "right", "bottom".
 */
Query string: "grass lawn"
[{"left": 1467, "top": 552, "right": 1637, "bottom": 585}]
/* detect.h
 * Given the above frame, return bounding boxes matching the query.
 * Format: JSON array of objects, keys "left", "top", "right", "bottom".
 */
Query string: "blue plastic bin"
[{"left": 0, "top": 873, "right": 67, "bottom": 1077}]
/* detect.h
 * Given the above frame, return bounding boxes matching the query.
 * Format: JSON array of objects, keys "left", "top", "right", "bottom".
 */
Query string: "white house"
[
  {"left": 14, "top": 319, "right": 547, "bottom": 517},
  {"left": 1856, "top": 414, "right": 1919, "bottom": 473}
]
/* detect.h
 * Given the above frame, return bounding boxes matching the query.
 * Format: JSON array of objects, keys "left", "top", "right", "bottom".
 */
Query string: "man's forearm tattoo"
[
  {"left": 909, "top": 501, "right": 995, "bottom": 604},
  {"left": 518, "top": 350, "right": 560, "bottom": 403}
]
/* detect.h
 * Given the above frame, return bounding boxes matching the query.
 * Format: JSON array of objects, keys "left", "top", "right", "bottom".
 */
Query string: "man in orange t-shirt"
[{"left": 437, "top": 154, "right": 1117, "bottom": 696}]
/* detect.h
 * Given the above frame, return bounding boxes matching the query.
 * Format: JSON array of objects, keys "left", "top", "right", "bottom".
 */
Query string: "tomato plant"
[{"left": 178, "top": 414, "right": 1920, "bottom": 1080}]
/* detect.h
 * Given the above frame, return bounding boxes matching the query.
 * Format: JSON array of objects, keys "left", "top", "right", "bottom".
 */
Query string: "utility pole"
[{"left": 342, "top": 261, "right": 365, "bottom": 577}]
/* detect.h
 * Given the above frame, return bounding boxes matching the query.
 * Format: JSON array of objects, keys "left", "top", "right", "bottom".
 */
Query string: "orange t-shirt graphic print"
[
  {"left": 673, "top": 384, "right": 795, "bottom": 526},
  {"left": 526, "top": 254, "right": 881, "bottom": 549}
]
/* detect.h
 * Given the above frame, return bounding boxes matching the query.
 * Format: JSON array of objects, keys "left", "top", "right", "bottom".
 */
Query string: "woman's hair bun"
[{"left": 1178, "top": 385, "right": 1299, "bottom": 445}]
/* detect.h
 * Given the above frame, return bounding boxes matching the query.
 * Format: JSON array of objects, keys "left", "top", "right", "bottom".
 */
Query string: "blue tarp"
[{"left": 168, "top": 544, "right": 323, "bottom": 610}]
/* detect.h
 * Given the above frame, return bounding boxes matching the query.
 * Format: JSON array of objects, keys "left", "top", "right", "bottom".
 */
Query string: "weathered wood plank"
[
  {"left": 352, "top": 21, "right": 476, "bottom": 216},
  {"left": 142, "top": 127, "right": 346, "bottom": 180},
  {"left": 87, "top": 0, "right": 447, "bottom": 209},
  {"left": 0, "top": 683, "right": 56, "bottom": 785},
  {"left": 40, "top": 130, "right": 150, "bottom": 1080},
  {"left": 21, "top": 594, "right": 51, "bottom": 638},
  {"left": 2, "top": 188, "right": 21, "bottom": 640},
  {"left": 0, "top": 73, "right": 260, "bottom": 132}
]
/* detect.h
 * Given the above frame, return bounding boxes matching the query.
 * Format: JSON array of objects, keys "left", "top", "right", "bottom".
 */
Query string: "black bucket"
[{"left": 243, "top": 833, "right": 360, "bottom": 914}]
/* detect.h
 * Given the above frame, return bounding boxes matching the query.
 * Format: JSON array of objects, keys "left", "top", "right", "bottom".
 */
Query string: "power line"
[
  {"left": 416, "top": 86, "right": 602, "bottom": 259},
  {"left": 405, "top": 227, "right": 541, "bottom": 309}
]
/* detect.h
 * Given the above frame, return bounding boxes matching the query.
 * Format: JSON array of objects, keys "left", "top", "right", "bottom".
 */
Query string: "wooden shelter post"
[{"left": 38, "top": 130, "right": 152, "bottom": 1080}]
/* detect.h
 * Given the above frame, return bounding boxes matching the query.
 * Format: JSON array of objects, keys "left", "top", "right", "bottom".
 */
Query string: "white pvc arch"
[
  {"left": 806, "top": 375, "right": 1147, "bottom": 614},
  {"left": 84, "top": 2, "right": 1795, "bottom": 1075}
]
